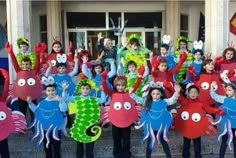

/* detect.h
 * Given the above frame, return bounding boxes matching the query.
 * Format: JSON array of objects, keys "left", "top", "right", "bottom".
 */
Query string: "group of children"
[{"left": 0, "top": 33, "right": 236, "bottom": 158}]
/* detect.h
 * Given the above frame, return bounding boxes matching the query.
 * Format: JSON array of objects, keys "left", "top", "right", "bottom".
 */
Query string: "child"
[
  {"left": 117, "top": 60, "right": 149, "bottom": 96},
  {"left": 62, "top": 79, "right": 106, "bottom": 158},
  {"left": 82, "top": 55, "right": 116, "bottom": 99},
  {"left": 45, "top": 54, "right": 78, "bottom": 96},
  {"left": 26, "top": 77, "right": 67, "bottom": 158},
  {"left": 130, "top": 84, "right": 181, "bottom": 158},
  {"left": 96, "top": 32, "right": 117, "bottom": 70},
  {"left": 210, "top": 82, "right": 236, "bottom": 158},
  {"left": 173, "top": 36, "right": 193, "bottom": 83},
  {"left": 101, "top": 66, "right": 145, "bottom": 158},
  {"left": 174, "top": 85, "right": 224, "bottom": 158},
  {"left": 214, "top": 47, "right": 236, "bottom": 83}
]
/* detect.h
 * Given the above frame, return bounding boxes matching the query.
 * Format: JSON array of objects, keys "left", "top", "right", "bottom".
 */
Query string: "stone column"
[
  {"left": 6, "top": 0, "right": 32, "bottom": 83},
  {"left": 205, "top": 0, "right": 229, "bottom": 58},
  {"left": 46, "top": 0, "right": 62, "bottom": 51},
  {"left": 165, "top": 0, "right": 180, "bottom": 43}
]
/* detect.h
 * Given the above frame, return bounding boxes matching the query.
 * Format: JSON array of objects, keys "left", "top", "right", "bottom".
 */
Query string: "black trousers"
[
  {"left": 219, "top": 128, "right": 236, "bottom": 158},
  {"left": 43, "top": 131, "right": 61, "bottom": 158},
  {"left": 76, "top": 142, "right": 95, "bottom": 158},
  {"left": 18, "top": 98, "right": 36, "bottom": 122},
  {"left": 146, "top": 131, "right": 171, "bottom": 158},
  {"left": 182, "top": 136, "right": 202, "bottom": 158},
  {"left": 0, "top": 138, "right": 10, "bottom": 158},
  {"left": 112, "top": 125, "right": 131, "bottom": 158}
]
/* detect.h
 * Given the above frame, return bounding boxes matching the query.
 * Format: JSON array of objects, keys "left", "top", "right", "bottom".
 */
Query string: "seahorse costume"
[{"left": 69, "top": 96, "right": 102, "bottom": 143}]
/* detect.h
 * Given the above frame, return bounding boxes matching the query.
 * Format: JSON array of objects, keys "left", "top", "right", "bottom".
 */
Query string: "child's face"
[
  {"left": 188, "top": 88, "right": 199, "bottom": 99},
  {"left": 225, "top": 50, "right": 234, "bottom": 60},
  {"left": 160, "top": 47, "right": 167, "bottom": 56},
  {"left": 130, "top": 43, "right": 138, "bottom": 51},
  {"left": 94, "top": 65, "right": 102, "bottom": 74},
  {"left": 158, "top": 62, "right": 167, "bottom": 72},
  {"left": 53, "top": 44, "right": 62, "bottom": 53},
  {"left": 194, "top": 52, "right": 202, "bottom": 61},
  {"left": 116, "top": 84, "right": 126, "bottom": 92},
  {"left": 22, "top": 61, "right": 31, "bottom": 70},
  {"left": 179, "top": 41, "right": 187, "bottom": 51},
  {"left": 128, "top": 64, "right": 136, "bottom": 73},
  {"left": 57, "top": 66, "right": 66, "bottom": 74},
  {"left": 151, "top": 89, "right": 162, "bottom": 100},
  {"left": 20, "top": 44, "right": 28, "bottom": 53},
  {"left": 45, "top": 87, "right": 56, "bottom": 98},
  {"left": 225, "top": 86, "right": 235, "bottom": 98},
  {"left": 80, "top": 85, "right": 91, "bottom": 96},
  {"left": 105, "top": 40, "right": 113, "bottom": 49},
  {"left": 204, "top": 62, "right": 214, "bottom": 72}
]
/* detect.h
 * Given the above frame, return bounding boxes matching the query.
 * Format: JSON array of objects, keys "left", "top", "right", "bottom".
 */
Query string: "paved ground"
[{"left": 7, "top": 125, "right": 234, "bottom": 158}]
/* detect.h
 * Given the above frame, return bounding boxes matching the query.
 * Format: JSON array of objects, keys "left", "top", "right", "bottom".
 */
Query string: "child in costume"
[
  {"left": 62, "top": 79, "right": 106, "bottom": 158},
  {"left": 100, "top": 66, "right": 145, "bottom": 158},
  {"left": 210, "top": 82, "right": 236, "bottom": 158},
  {"left": 150, "top": 52, "right": 187, "bottom": 97},
  {"left": 45, "top": 53, "right": 78, "bottom": 96},
  {"left": 214, "top": 46, "right": 236, "bottom": 83},
  {"left": 117, "top": 60, "right": 149, "bottom": 97},
  {"left": 26, "top": 76, "right": 68, "bottom": 158},
  {"left": 5, "top": 42, "right": 41, "bottom": 121},
  {"left": 15, "top": 37, "right": 36, "bottom": 68},
  {"left": 183, "top": 40, "right": 204, "bottom": 84},
  {"left": 117, "top": 33, "right": 149, "bottom": 72},
  {"left": 82, "top": 54, "right": 116, "bottom": 100},
  {"left": 173, "top": 85, "right": 224, "bottom": 158},
  {"left": 45, "top": 40, "right": 74, "bottom": 74},
  {"left": 96, "top": 32, "right": 117, "bottom": 70},
  {"left": 173, "top": 36, "right": 193, "bottom": 83},
  {"left": 130, "top": 83, "right": 181, "bottom": 158},
  {"left": 0, "top": 68, "right": 27, "bottom": 158},
  {"left": 159, "top": 35, "right": 176, "bottom": 69}
]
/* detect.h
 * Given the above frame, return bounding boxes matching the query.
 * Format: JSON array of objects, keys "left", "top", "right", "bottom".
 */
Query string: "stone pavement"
[{"left": 7, "top": 126, "right": 234, "bottom": 158}]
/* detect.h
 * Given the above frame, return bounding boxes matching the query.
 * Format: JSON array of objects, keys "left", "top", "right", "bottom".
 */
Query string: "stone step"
[{"left": 7, "top": 126, "right": 234, "bottom": 158}]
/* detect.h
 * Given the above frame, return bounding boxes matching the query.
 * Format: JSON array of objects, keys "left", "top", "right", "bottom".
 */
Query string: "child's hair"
[
  {"left": 44, "top": 83, "right": 57, "bottom": 90},
  {"left": 186, "top": 85, "right": 199, "bottom": 94},
  {"left": 127, "top": 60, "right": 137, "bottom": 70},
  {"left": 114, "top": 76, "right": 127, "bottom": 87},
  {"left": 78, "top": 50, "right": 92, "bottom": 64},
  {"left": 51, "top": 41, "right": 63, "bottom": 54},
  {"left": 202, "top": 59, "right": 213, "bottom": 73},
  {"left": 160, "top": 44, "right": 169, "bottom": 51},
  {"left": 193, "top": 49, "right": 203, "bottom": 56},
  {"left": 128, "top": 38, "right": 140, "bottom": 47},
  {"left": 222, "top": 47, "right": 236, "bottom": 61},
  {"left": 144, "top": 87, "right": 165, "bottom": 112},
  {"left": 22, "top": 56, "right": 32, "bottom": 65},
  {"left": 91, "top": 63, "right": 104, "bottom": 78},
  {"left": 225, "top": 83, "right": 236, "bottom": 90},
  {"left": 56, "top": 62, "right": 67, "bottom": 68},
  {"left": 80, "top": 83, "right": 91, "bottom": 90}
]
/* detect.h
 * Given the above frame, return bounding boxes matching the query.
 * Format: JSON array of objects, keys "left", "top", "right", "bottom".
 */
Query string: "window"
[
  {"left": 180, "top": 14, "right": 188, "bottom": 37},
  {"left": 109, "top": 12, "right": 122, "bottom": 28},
  {"left": 39, "top": 15, "right": 47, "bottom": 44},
  {"left": 124, "top": 12, "right": 162, "bottom": 28},
  {"left": 67, "top": 12, "right": 106, "bottom": 28}
]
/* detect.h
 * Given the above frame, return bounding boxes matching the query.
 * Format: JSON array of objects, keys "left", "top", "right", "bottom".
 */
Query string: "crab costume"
[
  {"left": 5, "top": 42, "right": 42, "bottom": 101},
  {"left": 0, "top": 68, "right": 27, "bottom": 141},
  {"left": 130, "top": 88, "right": 179, "bottom": 149},
  {"left": 173, "top": 96, "right": 224, "bottom": 139},
  {"left": 28, "top": 76, "right": 68, "bottom": 148},
  {"left": 100, "top": 66, "right": 145, "bottom": 128},
  {"left": 211, "top": 89, "right": 236, "bottom": 150},
  {"left": 64, "top": 79, "right": 105, "bottom": 143}
]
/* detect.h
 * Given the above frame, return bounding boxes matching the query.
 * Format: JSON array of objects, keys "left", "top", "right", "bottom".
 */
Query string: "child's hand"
[
  {"left": 210, "top": 81, "right": 217, "bottom": 91},
  {"left": 55, "top": 95, "right": 62, "bottom": 102},
  {"left": 138, "top": 65, "right": 145, "bottom": 77},
  {"left": 204, "top": 52, "right": 211, "bottom": 59},
  {"left": 26, "top": 96, "right": 32, "bottom": 104},
  {"left": 82, "top": 55, "right": 88, "bottom": 63},
  {"left": 5, "top": 42, "right": 13, "bottom": 53},
  {"left": 151, "top": 56, "right": 160, "bottom": 68},
  {"left": 174, "top": 83, "right": 181, "bottom": 93},
  {"left": 73, "top": 54, "right": 78, "bottom": 63},
  {"left": 97, "top": 32, "right": 103, "bottom": 40},
  {"left": 129, "top": 87, "right": 134, "bottom": 94},
  {"left": 62, "top": 81, "right": 69, "bottom": 91},
  {"left": 109, "top": 58, "right": 114, "bottom": 64}
]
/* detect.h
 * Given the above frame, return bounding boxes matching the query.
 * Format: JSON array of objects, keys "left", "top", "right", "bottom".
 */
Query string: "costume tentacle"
[
  {"left": 163, "top": 125, "right": 169, "bottom": 142},
  {"left": 227, "top": 120, "right": 233, "bottom": 150},
  {"left": 212, "top": 116, "right": 222, "bottom": 125},
  {"left": 134, "top": 121, "right": 145, "bottom": 129},
  {"left": 150, "top": 125, "right": 155, "bottom": 149},
  {"left": 52, "top": 127, "right": 60, "bottom": 141},
  {"left": 28, "top": 119, "right": 37, "bottom": 129},
  {"left": 218, "top": 122, "right": 228, "bottom": 142},
  {"left": 45, "top": 125, "right": 54, "bottom": 148},
  {"left": 32, "top": 121, "right": 40, "bottom": 140},
  {"left": 38, "top": 123, "right": 45, "bottom": 146},
  {"left": 156, "top": 123, "right": 163, "bottom": 144}
]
